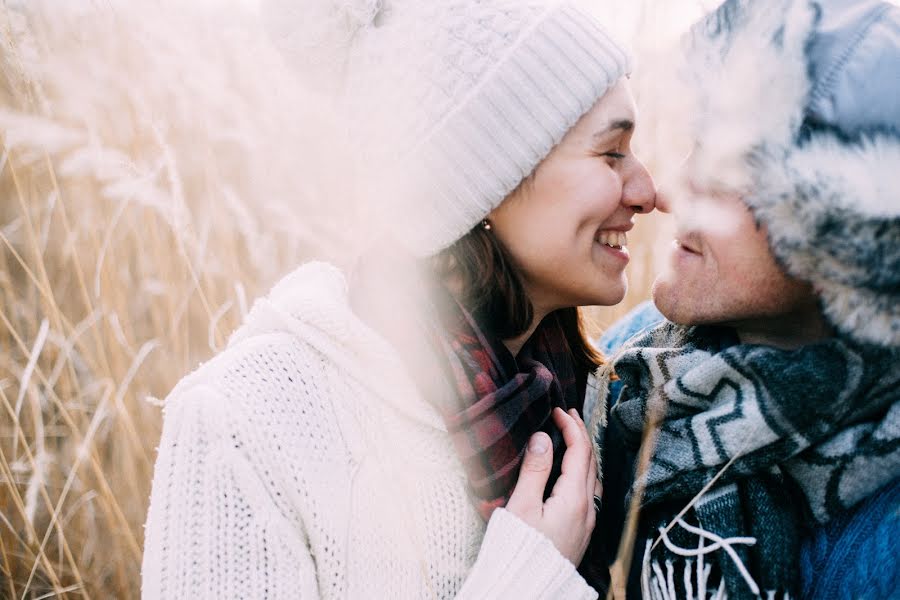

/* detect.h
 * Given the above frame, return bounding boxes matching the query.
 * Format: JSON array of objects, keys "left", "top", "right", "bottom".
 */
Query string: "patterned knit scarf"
[
  {"left": 601, "top": 322, "right": 900, "bottom": 600},
  {"left": 428, "top": 291, "right": 583, "bottom": 520}
]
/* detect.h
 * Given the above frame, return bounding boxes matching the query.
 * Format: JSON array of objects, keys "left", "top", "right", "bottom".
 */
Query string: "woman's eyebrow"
[{"left": 593, "top": 119, "right": 634, "bottom": 140}]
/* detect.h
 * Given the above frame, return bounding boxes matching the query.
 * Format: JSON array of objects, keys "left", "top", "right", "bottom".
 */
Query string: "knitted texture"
[
  {"left": 800, "top": 478, "right": 900, "bottom": 600},
  {"left": 141, "top": 262, "right": 598, "bottom": 599},
  {"left": 262, "top": 0, "right": 630, "bottom": 255},
  {"left": 589, "top": 303, "right": 900, "bottom": 600},
  {"left": 596, "top": 322, "right": 899, "bottom": 598}
]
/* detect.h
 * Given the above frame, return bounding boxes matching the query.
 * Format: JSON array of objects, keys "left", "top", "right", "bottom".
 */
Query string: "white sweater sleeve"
[
  {"left": 142, "top": 382, "right": 596, "bottom": 599},
  {"left": 456, "top": 508, "right": 598, "bottom": 600},
  {"left": 141, "top": 385, "right": 320, "bottom": 600}
]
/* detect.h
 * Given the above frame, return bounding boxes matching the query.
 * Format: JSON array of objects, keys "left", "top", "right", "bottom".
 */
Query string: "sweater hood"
[
  {"left": 227, "top": 261, "right": 446, "bottom": 429},
  {"left": 229, "top": 261, "right": 366, "bottom": 349}
]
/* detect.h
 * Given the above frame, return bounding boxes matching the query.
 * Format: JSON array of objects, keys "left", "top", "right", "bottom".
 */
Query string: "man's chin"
[{"left": 651, "top": 278, "right": 700, "bottom": 326}]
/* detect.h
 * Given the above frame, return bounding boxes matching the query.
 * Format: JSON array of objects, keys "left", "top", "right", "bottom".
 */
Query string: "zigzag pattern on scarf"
[{"left": 603, "top": 321, "right": 899, "bottom": 599}]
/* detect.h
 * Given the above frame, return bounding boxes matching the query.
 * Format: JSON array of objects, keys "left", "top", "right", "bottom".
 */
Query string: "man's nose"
[
  {"left": 622, "top": 160, "right": 657, "bottom": 214},
  {"left": 654, "top": 187, "right": 673, "bottom": 213}
]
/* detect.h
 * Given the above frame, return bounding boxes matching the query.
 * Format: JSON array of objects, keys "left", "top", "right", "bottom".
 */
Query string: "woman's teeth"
[{"left": 597, "top": 230, "right": 627, "bottom": 250}]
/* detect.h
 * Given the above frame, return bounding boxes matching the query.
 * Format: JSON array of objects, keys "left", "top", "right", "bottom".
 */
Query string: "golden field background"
[{"left": 0, "top": 1, "right": 713, "bottom": 597}]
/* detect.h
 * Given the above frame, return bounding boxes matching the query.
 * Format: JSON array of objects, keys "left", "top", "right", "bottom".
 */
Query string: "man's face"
[{"left": 652, "top": 182, "right": 818, "bottom": 330}]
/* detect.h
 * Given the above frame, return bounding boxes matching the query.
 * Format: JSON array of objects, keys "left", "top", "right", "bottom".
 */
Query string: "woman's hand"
[{"left": 505, "top": 407, "right": 600, "bottom": 566}]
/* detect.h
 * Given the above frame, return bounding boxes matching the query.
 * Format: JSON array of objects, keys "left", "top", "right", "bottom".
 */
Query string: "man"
[{"left": 589, "top": 0, "right": 900, "bottom": 598}]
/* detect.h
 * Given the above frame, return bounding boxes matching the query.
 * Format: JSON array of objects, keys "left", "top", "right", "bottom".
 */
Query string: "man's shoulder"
[
  {"left": 597, "top": 301, "right": 665, "bottom": 355},
  {"left": 589, "top": 302, "right": 665, "bottom": 415},
  {"left": 801, "top": 478, "right": 900, "bottom": 599}
]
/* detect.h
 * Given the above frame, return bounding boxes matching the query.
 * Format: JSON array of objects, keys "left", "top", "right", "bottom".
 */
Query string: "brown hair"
[{"left": 431, "top": 225, "right": 605, "bottom": 374}]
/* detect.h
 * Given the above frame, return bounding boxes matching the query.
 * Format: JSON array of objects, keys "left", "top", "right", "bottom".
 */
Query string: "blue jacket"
[{"left": 594, "top": 302, "right": 900, "bottom": 599}]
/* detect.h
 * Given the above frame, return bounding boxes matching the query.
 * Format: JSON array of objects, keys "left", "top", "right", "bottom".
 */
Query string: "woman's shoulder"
[
  {"left": 166, "top": 329, "right": 334, "bottom": 411},
  {"left": 158, "top": 259, "right": 445, "bottom": 464},
  {"left": 159, "top": 262, "right": 375, "bottom": 457},
  {"left": 166, "top": 260, "right": 382, "bottom": 415},
  {"left": 162, "top": 330, "right": 355, "bottom": 446}
]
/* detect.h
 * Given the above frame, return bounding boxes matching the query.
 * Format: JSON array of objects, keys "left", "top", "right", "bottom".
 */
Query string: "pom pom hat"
[{"left": 263, "top": 0, "right": 631, "bottom": 255}]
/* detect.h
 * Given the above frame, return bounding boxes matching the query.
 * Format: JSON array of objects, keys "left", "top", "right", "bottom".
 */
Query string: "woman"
[{"left": 141, "top": 1, "right": 656, "bottom": 598}]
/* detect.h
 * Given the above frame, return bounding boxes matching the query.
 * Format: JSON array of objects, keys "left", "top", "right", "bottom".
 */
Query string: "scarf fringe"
[{"left": 640, "top": 521, "right": 792, "bottom": 600}]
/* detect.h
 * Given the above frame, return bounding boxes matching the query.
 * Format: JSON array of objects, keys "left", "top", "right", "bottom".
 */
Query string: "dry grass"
[
  {"left": 0, "top": 2, "right": 352, "bottom": 597},
  {"left": 0, "top": 1, "right": 704, "bottom": 598}
]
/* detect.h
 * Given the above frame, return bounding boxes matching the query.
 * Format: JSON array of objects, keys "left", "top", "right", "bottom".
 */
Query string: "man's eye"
[{"left": 604, "top": 152, "right": 626, "bottom": 160}]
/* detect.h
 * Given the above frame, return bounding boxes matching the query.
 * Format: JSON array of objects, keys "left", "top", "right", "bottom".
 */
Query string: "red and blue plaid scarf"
[
  {"left": 429, "top": 292, "right": 584, "bottom": 520},
  {"left": 349, "top": 257, "right": 585, "bottom": 521}
]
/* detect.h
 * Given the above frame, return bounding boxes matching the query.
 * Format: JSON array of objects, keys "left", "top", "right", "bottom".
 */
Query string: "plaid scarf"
[
  {"left": 348, "top": 254, "right": 585, "bottom": 520},
  {"left": 427, "top": 290, "right": 584, "bottom": 520},
  {"left": 599, "top": 322, "right": 900, "bottom": 600}
]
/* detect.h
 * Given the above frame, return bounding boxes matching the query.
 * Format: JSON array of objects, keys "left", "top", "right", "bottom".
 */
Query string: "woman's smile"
[{"left": 594, "top": 228, "right": 631, "bottom": 263}]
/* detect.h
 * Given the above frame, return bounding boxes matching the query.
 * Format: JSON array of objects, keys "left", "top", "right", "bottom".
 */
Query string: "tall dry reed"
[{"left": 0, "top": 1, "right": 358, "bottom": 596}]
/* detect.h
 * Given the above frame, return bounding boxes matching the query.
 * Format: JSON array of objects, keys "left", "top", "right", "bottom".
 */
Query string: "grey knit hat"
[
  {"left": 262, "top": 0, "right": 630, "bottom": 256},
  {"left": 685, "top": 0, "right": 900, "bottom": 347}
]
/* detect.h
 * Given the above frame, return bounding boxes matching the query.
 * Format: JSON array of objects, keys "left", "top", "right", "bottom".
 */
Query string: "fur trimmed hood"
[{"left": 684, "top": 0, "right": 900, "bottom": 347}]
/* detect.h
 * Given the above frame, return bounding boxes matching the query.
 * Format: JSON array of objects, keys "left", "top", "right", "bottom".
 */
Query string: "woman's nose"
[{"left": 622, "top": 159, "right": 657, "bottom": 214}]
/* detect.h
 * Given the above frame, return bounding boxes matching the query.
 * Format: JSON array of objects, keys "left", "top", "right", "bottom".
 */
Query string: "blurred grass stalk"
[
  {"left": 0, "top": 1, "right": 351, "bottom": 596},
  {"left": 0, "top": 1, "right": 707, "bottom": 598}
]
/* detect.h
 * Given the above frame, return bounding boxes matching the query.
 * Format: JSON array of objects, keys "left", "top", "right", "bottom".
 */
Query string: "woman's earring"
[{"left": 481, "top": 219, "right": 492, "bottom": 231}]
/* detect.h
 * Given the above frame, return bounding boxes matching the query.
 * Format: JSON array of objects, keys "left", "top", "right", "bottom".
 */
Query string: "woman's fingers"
[
  {"left": 558, "top": 408, "right": 592, "bottom": 477},
  {"left": 548, "top": 408, "right": 592, "bottom": 505},
  {"left": 504, "top": 408, "right": 599, "bottom": 566},
  {"left": 506, "top": 432, "right": 554, "bottom": 515}
]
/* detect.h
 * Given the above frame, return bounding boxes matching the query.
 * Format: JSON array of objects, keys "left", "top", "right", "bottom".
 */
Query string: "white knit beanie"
[{"left": 263, "top": 0, "right": 631, "bottom": 256}]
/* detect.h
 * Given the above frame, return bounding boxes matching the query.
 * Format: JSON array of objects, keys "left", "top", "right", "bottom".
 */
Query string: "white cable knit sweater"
[{"left": 141, "top": 262, "right": 598, "bottom": 599}]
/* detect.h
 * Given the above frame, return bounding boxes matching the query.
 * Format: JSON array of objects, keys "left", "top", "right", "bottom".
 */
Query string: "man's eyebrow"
[{"left": 593, "top": 119, "right": 634, "bottom": 139}]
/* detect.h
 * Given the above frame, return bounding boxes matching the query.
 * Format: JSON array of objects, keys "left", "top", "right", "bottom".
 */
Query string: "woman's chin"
[
  {"left": 585, "top": 276, "right": 627, "bottom": 307},
  {"left": 548, "top": 268, "right": 627, "bottom": 309}
]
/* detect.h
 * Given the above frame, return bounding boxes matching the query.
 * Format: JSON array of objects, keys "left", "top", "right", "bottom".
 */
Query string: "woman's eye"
[{"left": 604, "top": 152, "right": 626, "bottom": 160}]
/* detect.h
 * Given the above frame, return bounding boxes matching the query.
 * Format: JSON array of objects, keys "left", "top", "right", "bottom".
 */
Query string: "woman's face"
[{"left": 488, "top": 81, "right": 656, "bottom": 313}]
